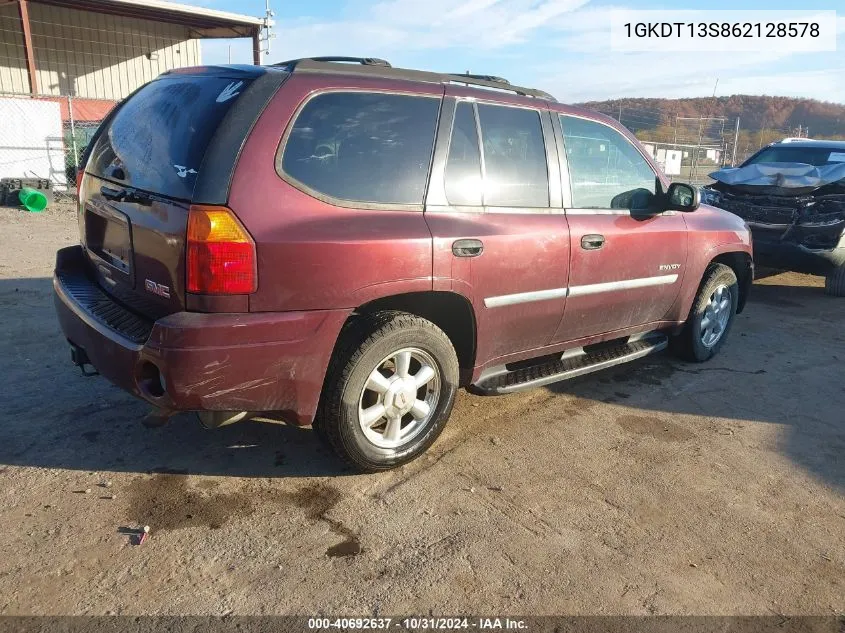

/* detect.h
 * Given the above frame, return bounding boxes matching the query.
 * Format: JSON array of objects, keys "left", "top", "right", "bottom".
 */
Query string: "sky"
[{"left": 184, "top": 0, "right": 845, "bottom": 103}]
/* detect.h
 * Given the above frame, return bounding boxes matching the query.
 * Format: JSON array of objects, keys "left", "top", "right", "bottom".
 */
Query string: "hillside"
[{"left": 577, "top": 95, "right": 845, "bottom": 139}]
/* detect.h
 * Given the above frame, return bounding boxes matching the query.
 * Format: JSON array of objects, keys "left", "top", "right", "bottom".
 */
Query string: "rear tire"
[
  {"left": 824, "top": 265, "right": 845, "bottom": 297},
  {"left": 671, "top": 263, "right": 739, "bottom": 362},
  {"left": 315, "top": 311, "right": 459, "bottom": 472}
]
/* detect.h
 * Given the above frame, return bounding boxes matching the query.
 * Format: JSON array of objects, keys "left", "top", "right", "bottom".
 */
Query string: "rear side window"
[
  {"left": 560, "top": 115, "right": 657, "bottom": 210},
  {"left": 477, "top": 104, "right": 549, "bottom": 207},
  {"left": 445, "top": 102, "right": 483, "bottom": 206},
  {"left": 88, "top": 76, "right": 253, "bottom": 200},
  {"left": 280, "top": 92, "right": 440, "bottom": 206}
]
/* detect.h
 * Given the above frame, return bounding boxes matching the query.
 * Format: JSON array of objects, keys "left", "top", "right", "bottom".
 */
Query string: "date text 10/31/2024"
[{"left": 307, "top": 618, "right": 528, "bottom": 630}]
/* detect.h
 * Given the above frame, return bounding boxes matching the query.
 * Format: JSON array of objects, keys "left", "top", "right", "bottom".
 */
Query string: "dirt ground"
[{"left": 0, "top": 205, "right": 843, "bottom": 616}]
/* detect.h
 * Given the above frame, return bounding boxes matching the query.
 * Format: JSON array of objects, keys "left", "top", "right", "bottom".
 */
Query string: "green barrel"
[{"left": 18, "top": 187, "right": 48, "bottom": 212}]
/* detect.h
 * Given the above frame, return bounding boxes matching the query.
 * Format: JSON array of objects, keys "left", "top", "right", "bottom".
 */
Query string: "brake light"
[{"left": 186, "top": 205, "right": 257, "bottom": 294}]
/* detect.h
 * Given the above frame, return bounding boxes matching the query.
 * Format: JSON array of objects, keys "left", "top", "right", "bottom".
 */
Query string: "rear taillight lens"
[
  {"left": 186, "top": 205, "right": 257, "bottom": 294},
  {"left": 76, "top": 171, "right": 86, "bottom": 243}
]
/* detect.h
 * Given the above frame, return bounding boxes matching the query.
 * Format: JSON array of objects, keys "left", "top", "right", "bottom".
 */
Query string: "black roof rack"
[
  {"left": 273, "top": 56, "right": 392, "bottom": 70},
  {"left": 269, "top": 57, "right": 555, "bottom": 102},
  {"left": 455, "top": 74, "right": 510, "bottom": 85},
  {"left": 443, "top": 73, "right": 554, "bottom": 100}
]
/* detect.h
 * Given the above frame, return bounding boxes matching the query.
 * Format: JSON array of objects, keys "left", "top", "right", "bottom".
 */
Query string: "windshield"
[{"left": 744, "top": 146, "right": 845, "bottom": 167}]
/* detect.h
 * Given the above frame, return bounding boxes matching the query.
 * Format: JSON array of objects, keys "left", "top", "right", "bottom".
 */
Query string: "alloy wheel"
[
  {"left": 700, "top": 284, "right": 732, "bottom": 348},
  {"left": 357, "top": 347, "right": 441, "bottom": 449}
]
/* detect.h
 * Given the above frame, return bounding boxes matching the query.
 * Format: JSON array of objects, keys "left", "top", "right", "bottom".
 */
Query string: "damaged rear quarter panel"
[{"left": 145, "top": 309, "right": 351, "bottom": 424}]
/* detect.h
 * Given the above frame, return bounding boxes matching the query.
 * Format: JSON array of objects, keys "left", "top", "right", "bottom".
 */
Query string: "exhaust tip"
[
  {"left": 142, "top": 407, "right": 175, "bottom": 428},
  {"left": 139, "top": 362, "right": 167, "bottom": 399},
  {"left": 197, "top": 411, "right": 250, "bottom": 429}
]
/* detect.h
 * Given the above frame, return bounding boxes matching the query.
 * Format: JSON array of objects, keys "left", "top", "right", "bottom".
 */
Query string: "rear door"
[
  {"left": 425, "top": 93, "right": 570, "bottom": 366},
  {"left": 552, "top": 114, "right": 688, "bottom": 343},
  {"left": 79, "top": 69, "right": 271, "bottom": 318}
]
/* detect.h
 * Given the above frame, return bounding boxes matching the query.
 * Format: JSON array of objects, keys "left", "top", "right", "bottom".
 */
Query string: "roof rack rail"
[
  {"left": 273, "top": 56, "right": 392, "bottom": 70},
  {"left": 269, "top": 57, "right": 556, "bottom": 102},
  {"left": 444, "top": 73, "right": 555, "bottom": 100},
  {"left": 455, "top": 74, "right": 511, "bottom": 85}
]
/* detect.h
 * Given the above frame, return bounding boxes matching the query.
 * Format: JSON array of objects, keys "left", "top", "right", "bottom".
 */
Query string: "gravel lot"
[{"left": 0, "top": 206, "right": 843, "bottom": 616}]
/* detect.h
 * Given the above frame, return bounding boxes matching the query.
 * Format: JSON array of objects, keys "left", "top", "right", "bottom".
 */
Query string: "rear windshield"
[
  {"left": 745, "top": 146, "right": 845, "bottom": 167},
  {"left": 87, "top": 75, "right": 252, "bottom": 200}
]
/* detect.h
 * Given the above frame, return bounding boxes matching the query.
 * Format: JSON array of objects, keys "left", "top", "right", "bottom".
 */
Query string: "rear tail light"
[
  {"left": 186, "top": 205, "right": 257, "bottom": 294},
  {"left": 76, "top": 171, "right": 86, "bottom": 243}
]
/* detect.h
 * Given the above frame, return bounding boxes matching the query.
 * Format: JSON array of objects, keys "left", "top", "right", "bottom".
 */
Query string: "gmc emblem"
[{"left": 144, "top": 279, "right": 171, "bottom": 299}]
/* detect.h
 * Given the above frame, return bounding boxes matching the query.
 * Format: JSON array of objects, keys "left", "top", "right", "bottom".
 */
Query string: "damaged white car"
[{"left": 702, "top": 139, "right": 845, "bottom": 296}]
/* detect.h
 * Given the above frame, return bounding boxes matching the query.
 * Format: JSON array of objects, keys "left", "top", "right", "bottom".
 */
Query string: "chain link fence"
[
  {"left": 0, "top": 91, "right": 113, "bottom": 207},
  {"left": 583, "top": 104, "right": 808, "bottom": 187}
]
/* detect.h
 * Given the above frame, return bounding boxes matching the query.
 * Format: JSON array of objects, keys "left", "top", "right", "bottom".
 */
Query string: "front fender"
[{"left": 676, "top": 241, "right": 753, "bottom": 321}]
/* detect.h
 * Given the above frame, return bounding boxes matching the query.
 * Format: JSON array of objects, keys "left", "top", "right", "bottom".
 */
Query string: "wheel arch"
[
  {"left": 354, "top": 291, "right": 477, "bottom": 383},
  {"left": 710, "top": 251, "right": 754, "bottom": 313}
]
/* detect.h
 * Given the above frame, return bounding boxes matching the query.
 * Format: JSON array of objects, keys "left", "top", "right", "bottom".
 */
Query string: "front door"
[
  {"left": 425, "top": 94, "right": 570, "bottom": 367},
  {"left": 552, "top": 113, "right": 688, "bottom": 343}
]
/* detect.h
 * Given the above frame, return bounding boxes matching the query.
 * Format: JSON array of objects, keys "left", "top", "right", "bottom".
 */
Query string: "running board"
[{"left": 470, "top": 333, "right": 669, "bottom": 395}]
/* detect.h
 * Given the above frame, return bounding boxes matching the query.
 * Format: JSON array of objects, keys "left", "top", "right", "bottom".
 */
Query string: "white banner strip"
[{"left": 610, "top": 10, "right": 837, "bottom": 52}]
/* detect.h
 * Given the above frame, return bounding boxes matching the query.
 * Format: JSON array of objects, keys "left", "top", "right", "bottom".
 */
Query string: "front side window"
[
  {"left": 560, "top": 115, "right": 657, "bottom": 210},
  {"left": 477, "top": 104, "right": 549, "bottom": 208},
  {"left": 280, "top": 92, "right": 440, "bottom": 205}
]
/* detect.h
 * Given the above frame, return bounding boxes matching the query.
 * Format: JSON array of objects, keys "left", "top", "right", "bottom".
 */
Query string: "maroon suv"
[{"left": 54, "top": 57, "right": 753, "bottom": 471}]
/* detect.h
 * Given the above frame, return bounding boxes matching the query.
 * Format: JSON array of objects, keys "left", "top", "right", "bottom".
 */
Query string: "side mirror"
[{"left": 667, "top": 182, "right": 700, "bottom": 212}]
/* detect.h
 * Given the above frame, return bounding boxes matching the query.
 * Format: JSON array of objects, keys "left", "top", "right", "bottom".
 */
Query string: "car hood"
[
  {"left": 709, "top": 161, "right": 845, "bottom": 196},
  {"left": 703, "top": 163, "right": 845, "bottom": 251}
]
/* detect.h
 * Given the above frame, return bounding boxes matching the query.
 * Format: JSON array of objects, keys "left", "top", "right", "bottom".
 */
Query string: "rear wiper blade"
[{"left": 100, "top": 185, "right": 153, "bottom": 205}]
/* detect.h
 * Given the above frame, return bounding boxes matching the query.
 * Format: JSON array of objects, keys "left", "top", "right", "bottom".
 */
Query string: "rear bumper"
[{"left": 53, "top": 246, "right": 349, "bottom": 425}]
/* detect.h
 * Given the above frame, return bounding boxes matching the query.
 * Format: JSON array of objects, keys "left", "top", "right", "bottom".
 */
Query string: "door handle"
[
  {"left": 452, "top": 239, "right": 484, "bottom": 258},
  {"left": 581, "top": 234, "right": 605, "bottom": 250}
]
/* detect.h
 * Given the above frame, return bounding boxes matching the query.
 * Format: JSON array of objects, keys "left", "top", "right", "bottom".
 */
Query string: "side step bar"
[{"left": 470, "top": 332, "right": 669, "bottom": 395}]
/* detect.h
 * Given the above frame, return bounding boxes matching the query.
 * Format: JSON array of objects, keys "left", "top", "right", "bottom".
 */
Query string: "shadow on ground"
[
  {"left": 546, "top": 278, "right": 845, "bottom": 491},
  {"left": 0, "top": 277, "right": 349, "bottom": 478},
  {"left": 0, "top": 275, "right": 843, "bottom": 487}
]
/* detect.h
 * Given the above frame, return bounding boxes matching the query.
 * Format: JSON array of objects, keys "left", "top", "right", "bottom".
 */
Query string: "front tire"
[
  {"left": 672, "top": 263, "right": 739, "bottom": 362},
  {"left": 824, "top": 265, "right": 845, "bottom": 297},
  {"left": 315, "top": 312, "right": 459, "bottom": 472}
]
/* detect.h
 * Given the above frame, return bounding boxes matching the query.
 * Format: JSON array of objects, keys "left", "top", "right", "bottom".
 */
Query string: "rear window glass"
[
  {"left": 87, "top": 76, "right": 252, "bottom": 200},
  {"left": 745, "top": 146, "right": 845, "bottom": 167},
  {"left": 445, "top": 102, "right": 483, "bottom": 206},
  {"left": 477, "top": 104, "right": 549, "bottom": 208},
  {"left": 280, "top": 92, "right": 440, "bottom": 205}
]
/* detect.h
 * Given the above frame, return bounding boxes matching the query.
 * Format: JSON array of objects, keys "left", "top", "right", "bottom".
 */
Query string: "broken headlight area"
[
  {"left": 710, "top": 190, "right": 845, "bottom": 250},
  {"left": 705, "top": 161, "right": 845, "bottom": 251},
  {"left": 699, "top": 187, "right": 723, "bottom": 207}
]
